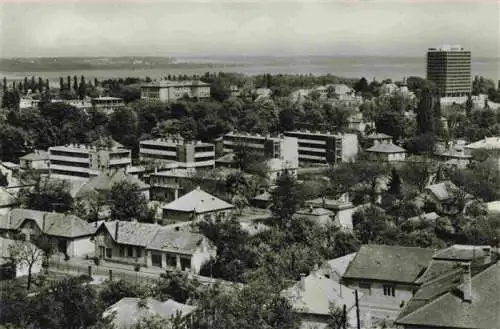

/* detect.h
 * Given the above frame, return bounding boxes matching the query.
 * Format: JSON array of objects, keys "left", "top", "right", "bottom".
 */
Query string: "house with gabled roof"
[
  {"left": 342, "top": 244, "right": 434, "bottom": 325},
  {"left": 366, "top": 140, "right": 406, "bottom": 162},
  {"left": 421, "top": 181, "right": 473, "bottom": 215},
  {"left": 0, "top": 208, "right": 97, "bottom": 258},
  {"left": 281, "top": 269, "right": 358, "bottom": 329},
  {"left": 161, "top": 187, "right": 234, "bottom": 223},
  {"left": 396, "top": 261, "right": 500, "bottom": 329},
  {"left": 94, "top": 220, "right": 216, "bottom": 274}
]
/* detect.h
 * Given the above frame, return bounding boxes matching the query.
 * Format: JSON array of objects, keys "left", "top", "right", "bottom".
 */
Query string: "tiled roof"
[
  {"left": 366, "top": 142, "right": 406, "bottom": 154},
  {"left": 432, "top": 244, "right": 492, "bottom": 261},
  {"left": 215, "top": 153, "right": 236, "bottom": 164},
  {"left": 296, "top": 207, "right": 333, "bottom": 216},
  {"left": 0, "top": 188, "right": 17, "bottom": 206},
  {"left": 425, "top": 181, "right": 460, "bottom": 201},
  {"left": 464, "top": 136, "right": 500, "bottom": 150},
  {"left": 162, "top": 187, "right": 234, "bottom": 214},
  {"left": 104, "top": 297, "right": 195, "bottom": 329},
  {"left": 102, "top": 221, "right": 211, "bottom": 255},
  {"left": 414, "top": 259, "right": 462, "bottom": 284},
  {"left": 76, "top": 169, "right": 148, "bottom": 198},
  {"left": 281, "top": 272, "right": 357, "bottom": 316},
  {"left": 396, "top": 262, "right": 500, "bottom": 329},
  {"left": 19, "top": 150, "right": 49, "bottom": 161},
  {"left": 321, "top": 253, "right": 357, "bottom": 279},
  {"left": 0, "top": 208, "right": 96, "bottom": 238},
  {"left": 343, "top": 244, "right": 434, "bottom": 284}
]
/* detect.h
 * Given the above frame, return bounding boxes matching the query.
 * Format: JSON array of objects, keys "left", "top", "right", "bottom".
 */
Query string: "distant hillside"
[{"left": 0, "top": 57, "right": 229, "bottom": 72}]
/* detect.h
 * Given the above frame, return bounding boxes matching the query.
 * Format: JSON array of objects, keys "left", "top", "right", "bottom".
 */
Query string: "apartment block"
[
  {"left": 91, "top": 97, "right": 125, "bottom": 114},
  {"left": 139, "top": 137, "right": 215, "bottom": 169},
  {"left": 427, "top": 45, "right": 471, "bottom": 97},
  {"left": 283, "top": 130, "right": 358, "bottom": 165},
  {"left": 48, "top": 142, "right": 132, "bottom": 181},
  {"left": 140, "top": 80, "right": 211, "bottom": 103},
  {"left": 221, "top": 132, "right": 299, "bottom": 169}
]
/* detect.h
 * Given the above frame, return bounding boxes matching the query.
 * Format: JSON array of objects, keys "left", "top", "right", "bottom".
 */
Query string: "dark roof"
[
  {"left": 432, "top": 245, "right": 492, "bottom": 261},
  {"left": 343, "top": 244, "right": 434, "bottom": 284},
  {"left": 396, "top": 262, "right": 500, "bottom": 329},
  {"left": 0, "top": 209, "right": 96, "bottom": 238}
]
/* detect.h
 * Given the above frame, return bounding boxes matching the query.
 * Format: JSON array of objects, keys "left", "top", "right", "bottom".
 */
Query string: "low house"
[
  {"left": 295, "top": 207, "right": 333, "bottom": 226},
  {"left": 161, "top": 187, "right": 234, "bottom": 223},
  {"left": 103, "top": 297, "right": 195, "bottom": 329},
  {"left": 75, "top": 169, "right": 150, "bottom": 200},
  {"left": 267, "top": 158, "right": 298, "bottom": 184},
  {"left": 464, "top": 136, "right": 500, "bottom": 168},
  {"left": 342, "top": 244, "right": 434, "bottom": 324},
  {"left": 94, "top": 220, "right": 216, "bottom": 274},
  {"left": 0, "top": 209, "right": 96, "bottom": 258},
  {"left": 281, "top": 269, "right": 357, "bottom": 329},
  {"left": 366, "top": 133, "right": 393, "bottom": 145},
  {"left": 320, "top": 252, "right": 358, "bottom": 280},
  {"left": 396, "top": 261, "right": 500, "bottom": 329},
  {"left": 0, "top": 237, "right": 42, "bottom": 279},
  {"left": 304, "top": 194, "right": 355, "bottom": 230},
  {"left": 366, "top": 141, "right": 406, "bottom": 162},
  {"left": 435, "top": 145, "right": 472, "bottom": 169},
  {"left": 19, "top": 150, "right": 50, "bottom": 173},
  {"left": 251, "top": 191, "right": 273, "bottom": 209},
  {"left": 421, "top": 181, "right": 473, "bottom": 215}
]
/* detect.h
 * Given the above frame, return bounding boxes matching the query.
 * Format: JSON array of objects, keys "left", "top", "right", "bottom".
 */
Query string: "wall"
[
  {"left": 334, "top": 207, "right": 355, "bottom": 231},
  {"left": 388, "top": 153, "right": 406, "bottom": 162},
  {"left": 94, "top": 230, "right": 148, "bottom": 266},
  {"left": 346, "top": 280, "right": 415, "bottom": 322},
  {"left": 342, "top": 134, "right": 359, "bottom": 162},
  {"left": 67, "top": 236, "right": 94, "bottom": 257},
  {"left": 189, "top": 238, "right": 217, "bottom": 274},
  {"left": 16, "top": 252, "right": 42, "bottom": 278}
]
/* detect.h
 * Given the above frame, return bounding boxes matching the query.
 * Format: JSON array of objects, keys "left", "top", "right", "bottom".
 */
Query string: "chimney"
[
  {"left": 298, "top": 273, "right": 306, "bottom": 293},
  {"left": 482, "top": 247, "right": 492, "bottom": 264},
  {"left": 115, "top": 222, "right": 119, "bottom": 241},
  {"left": 462, "top": 263, "right": 472, "bottom": 303}
]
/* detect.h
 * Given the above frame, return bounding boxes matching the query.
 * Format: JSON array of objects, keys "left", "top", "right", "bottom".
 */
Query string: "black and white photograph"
[{"left": 0, "top": 0, "right": 499, "bottom": 328}]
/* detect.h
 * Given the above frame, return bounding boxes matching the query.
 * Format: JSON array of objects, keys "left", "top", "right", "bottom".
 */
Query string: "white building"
[
  {"left": 48, "top": 141, "right": 132, "bottom": 181},
  {"left": 0, "top": 237, "right": 42, "bottom": 279},
  {"left": 140, "top": 137, "right": 215, "bottom": 169},
  {"left": 19, "top": 150, "right": 50, "bottom": 173},
  {"left": 91, "top": 97, "right": 125, "bottom": 114},
  {"left": 19, "top": 96, "right": 40, "bottom": 109},
  {"left": 221, "top": 132, "right": 299, "bottom": 169},
  {"left": 366, "top": 140, "right": 406, "bottom": 162},
  {"left": 141, "top": 80, "right": 211, "bottom": 103},
  {"left": 464, "top": 137, "right": 500, "bottom": 168},
  {"left": 284, "top": 130, "right": 358, "bottom": 165}
]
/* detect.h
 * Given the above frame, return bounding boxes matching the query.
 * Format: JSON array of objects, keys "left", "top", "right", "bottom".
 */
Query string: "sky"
[{"left": 0, "top": 0, "right": 499, "bottom": 58}]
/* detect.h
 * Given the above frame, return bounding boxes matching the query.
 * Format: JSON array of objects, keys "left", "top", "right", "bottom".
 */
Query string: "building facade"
[
  {"left": 283, "top": 130, "right": 358, "bottom": 165},
  {"left": 91, "top": 97, "right": 125, "bottom": 114},
  {"left": 221, "top": 132, "right": 299, "bottom": 169},
  {"left": 140, "top": 80, "right": 211, "bottom": 103},
  {"left": 48, "top": 143, "right": 132, "bottom": 181},
  {"left": 427, "top": 45, "right": 471, "bottom": 97},
  {"left": 139, "top": 137, "right": 215, "bottom": 169}
]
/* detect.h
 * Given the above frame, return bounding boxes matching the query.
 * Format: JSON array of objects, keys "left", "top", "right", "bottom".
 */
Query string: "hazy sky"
[{"left": 0, "top": 0, "right": 498, "bottom": 58}]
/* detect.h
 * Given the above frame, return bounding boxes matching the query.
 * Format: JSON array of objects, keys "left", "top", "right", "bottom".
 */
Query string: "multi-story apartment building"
[
  {"left": 139, "top": 137, "right": 215, "bottom": 169},
  {"left": 91, "top": 97, "right": 125, "bottom": 114},
  {"left": 48, "top": 142, "right": 132, "bottom": 181},
  {"left": 427, "top": 45, "right": 471, "bottom": 97},
  {"left": 283, "top": 130, "right": 358, "bottom": 165},
  {"left": 140, "top": 80, "right": 211, "bottom": 103},
  {"left": 221, "top": 132, "right": 299, "bottom": 169}
]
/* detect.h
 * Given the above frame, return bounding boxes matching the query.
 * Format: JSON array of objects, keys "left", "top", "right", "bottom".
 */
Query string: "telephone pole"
[{"left": 355, "top": 290, "right": 361, "bottom": 329}]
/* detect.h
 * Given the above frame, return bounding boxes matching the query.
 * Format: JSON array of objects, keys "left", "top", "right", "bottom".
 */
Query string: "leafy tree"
[
  {"left": 99, "top": 279, "right": 144, "bottom": 308},
  {"left": 387, "top": 167, "right": 402, "bottom": 197},
  {"left": 416, "top": 88, "right": 436, "bottom": 135},
  {"left": 352, "top": 206, "right": 389, "bottom": 244},
  {"left": 22, "top": 178, "right": 73, "bottom": 212},
  {"left": 327, "top": 303, "right": 348, "bottom": 329},
  {"left": 271, "top": 172, "right": 303, "bottom": 228},
  {"left": 8, "top": 240, "right": 44, "bottom": 291},
  {"left": 399, "top": 158, "right": 436, "bottom": 192},
  {"left": 354, "top": 77, "right": 369, "bottom": 94},
  {"left": 155, "top": 270, "right": 200, "bottom": 303},
  {"left": 108, "top": 181, "right": 147, "bottom": 221}
]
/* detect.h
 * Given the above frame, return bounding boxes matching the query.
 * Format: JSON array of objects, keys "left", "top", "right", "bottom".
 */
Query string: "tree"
[
  {"left": 108, "top": 181, "right": 147, "bottom": 221},
  {"left": 8, "top": 240, "right": 44, "bottom": 291},
  {"left": 387, "top": 167, "right": 402, "bottom": 197},
  {"left": 155, "top": 270, "right": 200, "bottom": 303},
  {"left": 271, "top": 172, "right": 303, "bottom": 228},
  {"left": 327, "top": 303, "right": 348, "bottom": 329},
  {"left": 354, "top": 77, "right": 369, "bottom": 94},
  {"left": 99, "top": 279, "right": 143, "bottom": 308},
  {"left": 22, "top": 178, "right": 73, "bottom": 212},
  {"left": 352, "top": 206, "right": 389, "bottom": 244},
  {"left": 73, "top": 75, "right": 78, "bottom": 92},
  {"left": 399, "top": 158, "right": 436, "bottom": 192},
  {"left": 416, "top": 88, "right": 436, "bottom": 134}
]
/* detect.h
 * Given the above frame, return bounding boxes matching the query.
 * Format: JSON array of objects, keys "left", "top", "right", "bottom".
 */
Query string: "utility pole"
[
  {"left": 355, "top": 290, "right": 361, "bottom": 329},
  {"left": 343, "top": 304, "right": 347, "bottom": 329}
]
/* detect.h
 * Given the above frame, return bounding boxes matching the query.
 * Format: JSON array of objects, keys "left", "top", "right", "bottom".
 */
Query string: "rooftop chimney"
[{"left": 462, "top": 263, "right": 472, "bottom": 303}]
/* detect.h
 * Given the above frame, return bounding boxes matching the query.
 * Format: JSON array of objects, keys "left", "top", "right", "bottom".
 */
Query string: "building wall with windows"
[
  {"left": 91, "top": 97, "right": 125, "bottom": 114},
  {"left": 140, "top": 80, "right": 211, "bottom": 103},
  {"left": 283, "top": 130, "right": 358, "bottom": 165},
  {"left": 427, "top": 46, "right": 471, "bottom": 97},
  {"left": 48, "top": 144, "right": 132, "bottom": 181},
  {"left": 139, "top": 138, "right": 215, "bottom": 169}
]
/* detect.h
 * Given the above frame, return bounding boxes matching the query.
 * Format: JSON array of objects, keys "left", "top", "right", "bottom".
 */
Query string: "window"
[
  {"left": 127, "top": 246, "right": 134, "bottom": 257},
  {"left": 166, "top": 254, "right": 177, "bottom": 267},
  {"left": 180, "top": 257, "right": 191, "bottom": 271},
  {"left": 106, "top": 248, "right": 112, "bottom": 258},
  {"left": 359, "top": 282, "right": 372, "bottom": 296},
  {"left": 151, "top": 253, "right": 162, "bottom": 267},
  {"left": 119, "top": 247, "right": 125, "bottom": 257},
  {"left": 383, "top": 285, "right": 395, "bottom": 297}
]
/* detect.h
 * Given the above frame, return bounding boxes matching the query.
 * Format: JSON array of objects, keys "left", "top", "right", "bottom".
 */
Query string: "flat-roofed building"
[
  {"left": 48, "top": 140, "right": 132, "bottom": 181},
  {"left": 427, "top": 45, "right": 471, "bottom": 97},
  {"left": 91, "top": 97, "right": 125, "bottom": 114},
  {"left": 140, "top": 80, "right": 211, "bottom": 103},
  {"left": 283, "top": 130, "right": 358, "bottom": 165},
  {"left": 221, "top": 132, "right": 299, "bottom": 169},
  {"left": 139, "top": 137, "right": 215, "bottom": 169}
]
